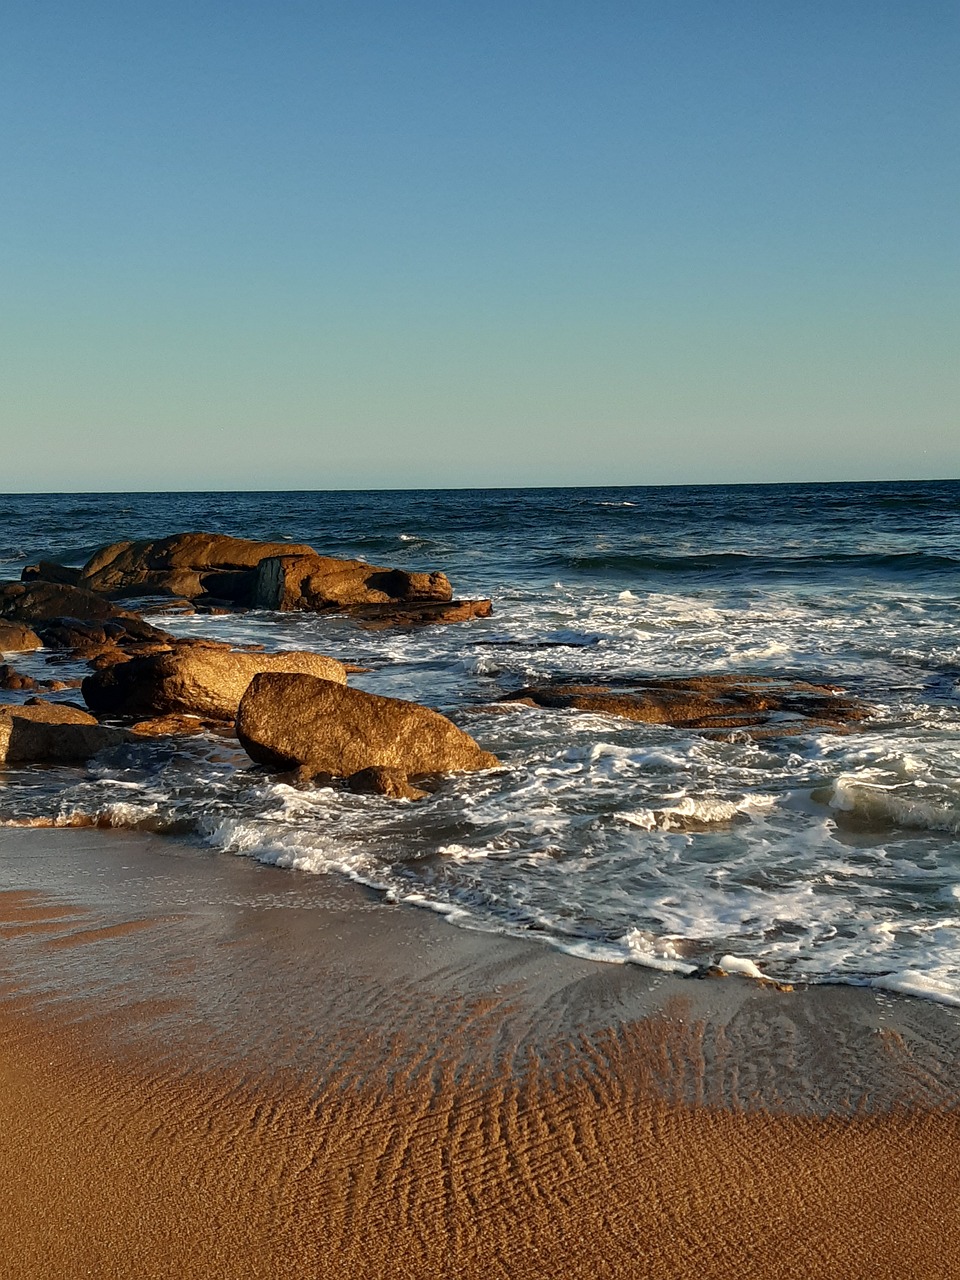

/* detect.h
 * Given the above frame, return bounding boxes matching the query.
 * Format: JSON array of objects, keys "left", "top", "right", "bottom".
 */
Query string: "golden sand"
[{"left": 1, "top": 844, "right": 959, "bottom": 1279}]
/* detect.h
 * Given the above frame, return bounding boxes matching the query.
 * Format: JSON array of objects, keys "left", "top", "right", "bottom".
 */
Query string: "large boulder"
[
  {"left": 0, "top": 700, "right": 129, "bottom": 764},
  {"left": 251, "top": 554, "right": 453, "bottom": 612},
  {"left": 500, "top": 675, "right": 869, "bottom": 736},
  {"left": 0, "top": 621, "right": 42, "bottom": 652},
  {"left": 82, "top": 647, "right": 348, "bottom": 720},
  {"left": 78, "top": 533, "right": 317, "bottom": 599},
  {"left": 236, "top": 673, "right": 499, "bottom": 777}
]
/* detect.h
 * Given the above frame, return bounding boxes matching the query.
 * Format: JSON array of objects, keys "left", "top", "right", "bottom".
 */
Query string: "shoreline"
[{"left": 2, "top": 828, "right": 960, "bottom": 1278}]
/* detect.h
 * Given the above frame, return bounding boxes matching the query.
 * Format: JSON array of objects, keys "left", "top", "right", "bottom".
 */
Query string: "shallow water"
[{"left": 2, "top": 482, "right": 959, "bottom": 1002}]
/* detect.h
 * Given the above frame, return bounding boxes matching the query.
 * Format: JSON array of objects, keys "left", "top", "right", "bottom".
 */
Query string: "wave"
[
  {"left": 546, "top": 550, "right": 960, "bottom": 578},
  {"left": 821, "top": 778, "right": 960, "bottom": 835}
]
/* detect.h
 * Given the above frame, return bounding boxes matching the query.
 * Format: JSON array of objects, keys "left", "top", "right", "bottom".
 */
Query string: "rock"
[
  {"left": 0, "top": 621, "right": 42, "bottom": 652},
  {"left": 79, "top": 533, "right": 317, "bottom": 599},
  {"left": 345, "top": 766, "right": 428, "bottom": 801},
  {"left": 0, "top": 700, "right": 129, "bottom": 765},
  {"left": 37, "top": 616, "right": 172, "bottom": 653},
  {"left": 21, "top": 562, "right": 82, "bottom": 586},
  {"left": 0, "top": 664, "right": 39, "bottom": 691},
  {"left": 0, "top": 581, "right": 130, "bottom": 625},
  {"left": 351, "top": 600, "right": 493, "bottom": 629},
  {"left": 82, "top": 648, "right": 348, "bottom": 720},
  {"left": 500, "top": 675, "right": 870, "bottom": 736},
  {"left": 130, "top": 714, "right": 235, "bottom": 738},
  {"left": 250, "top": 554, "right": 453, "bottom": 612},
  {"left": 237, "top": 674, "right": 499, "bottom": 778}
]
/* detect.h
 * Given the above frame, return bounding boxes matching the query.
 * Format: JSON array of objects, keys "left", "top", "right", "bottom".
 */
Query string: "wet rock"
[
  {"left": 250, "top": 554, "right": 453, "bottom": 612},
  {"left": 351, "top": 599, "right": 494, "bottom": 628},
  {"left": 130, "top": 713, "right": 235, "bottom": 738},
  {"left": 0, "top": 700, "right": 129, "bottom": 764},
  {"left": 20, "top": 562, "right": 82, "bottom": 586},
  {"left": 0, "top": 664, "right": 39, "bottom": 691},
  {"left": 345, "top": 766, "right": 428, "bottom": 801},
  {"left": 0, "top": 622, "right": 43, "bottom": 653},
  {"left": 237, "top": 674, "right": 499, "bottom": 778},
  {"left": 82, "top": 647, "right": 348, "bottom": 720},
  {"left": 79, "top": 533, "right": 317, "bottom": 599},
  {"left": 500, "top": 674, "right": 870, "bottom": 736},
  {"left": 0, "top": 581, "right": 129, "bottom": 625},
  {"left": 37, "top": 616, "right": 172, "bottom": 653}
]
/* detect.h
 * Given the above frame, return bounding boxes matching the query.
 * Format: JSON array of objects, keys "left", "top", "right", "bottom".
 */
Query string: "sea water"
[{"left": 1, "top": 482, "right": 959, "bottom": 1003}]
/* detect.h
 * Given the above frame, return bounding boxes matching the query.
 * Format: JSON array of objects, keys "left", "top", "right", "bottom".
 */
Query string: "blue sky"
[{"left": 1, "top": 1, "right": 957, "bottom": 490}]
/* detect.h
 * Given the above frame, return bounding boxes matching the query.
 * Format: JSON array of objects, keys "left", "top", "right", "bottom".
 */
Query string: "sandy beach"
[{"left": 1, "top": 827, "right": 959, "bottom": 1279}]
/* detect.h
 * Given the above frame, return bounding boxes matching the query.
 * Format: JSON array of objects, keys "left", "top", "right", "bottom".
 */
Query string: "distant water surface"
[{"left": 1, "top": 481, "right": 959, "bottom": 1004}]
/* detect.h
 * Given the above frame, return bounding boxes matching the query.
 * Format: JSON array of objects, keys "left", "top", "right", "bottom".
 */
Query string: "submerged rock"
[
  {"left": 0, "top": 700, "right": 129, "bottom": 764},
  {"left": 345, "top": 766, "right": 429, "bottom": 801},
  {"left": 500, "top": 674, "right": 869, "bottom": 735},
  {"left": 237, "top": 673, "right": 499, "bottom": 778},
  {"left": 250, "top": 554, "right": 453, "bottom": 612},
  {"left": 82, "top": 647, "right": 348, "bottom": 720}
]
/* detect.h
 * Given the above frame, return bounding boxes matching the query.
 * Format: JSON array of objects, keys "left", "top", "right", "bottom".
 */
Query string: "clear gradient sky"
[{"left": 2, "top": 1, "right": 957, "bottom": 491}]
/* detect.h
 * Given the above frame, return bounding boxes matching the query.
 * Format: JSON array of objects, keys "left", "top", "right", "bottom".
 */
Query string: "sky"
[{"left": 1, "top": 0, "right": 957, "bottom": 491}]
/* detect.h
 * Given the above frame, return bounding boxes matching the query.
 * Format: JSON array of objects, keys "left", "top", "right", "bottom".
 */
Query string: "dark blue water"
[{"left": 2, "top": 480, "right": 960, "bottom": 1002}]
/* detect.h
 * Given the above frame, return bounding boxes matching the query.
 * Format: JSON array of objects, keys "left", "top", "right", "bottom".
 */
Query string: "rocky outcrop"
[
  {"left": 0, "top": 664, "right": 39, "bottom": 691},
  {"left": 237, "top": 674, "right": 499, "bottom": 778},
  {"left": 251, "top": 554, "right": 453, "bottom": 612},
  {"left": 78, "top": 533, "right": 317, "bottom": 600},
  {"left": 0, "top": 700, "right": 129, "bottom": 764},
  {"left": 499, "top": 675, "right": 869, "bottom": 736},
  {"left": 82, "top": 648, "right": 348, "bottom": 720},
  {"left": 37, "top": 616, "right": 172, "bottom": 655},
  {"left": 0, "top": 621, "right": 42, "bottom": 652},
  {"left": 0, "top": 580, "right": 131, "bottom": 624}
]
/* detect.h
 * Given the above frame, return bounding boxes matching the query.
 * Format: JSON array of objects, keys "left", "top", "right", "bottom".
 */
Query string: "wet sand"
[{"left": 1, "top": 828, "right": 959, "bottom": 1278}]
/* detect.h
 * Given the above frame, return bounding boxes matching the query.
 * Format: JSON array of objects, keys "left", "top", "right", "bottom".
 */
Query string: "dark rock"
[
  {"left": 500, "top": 674, "right": 870, "bottom": 736},
  {"left": 0, "top": 700, "right": 129, "bottom": 764},
  {"left": 251, "top": 555, "right": 453, "bottom": 612},
  {"left": 21, "top": 562, "right": 82, "bottom": 586},
  {"left": 345, "top": 766, "right": 428, "bottom": 801},
  {"left": 79, "top": 533, "right": 317, "bottom": 598},
  {"left": 82, "top": 647, "right": 348, "bottom": 720},
  {"left": 0, "top": 581, "right": 129, "bottom": 625},
  {"left": 0, "top": 621, "right": 42, "bottom": 653},
  {"left": 0, "top": 664, "right": 39, "bottom": 691},
  {"left": 237, "top": 674, "right": 499, "bottom": 778},
  {"left": 37, "top": 616, "right": 172, "bottom": 652}
]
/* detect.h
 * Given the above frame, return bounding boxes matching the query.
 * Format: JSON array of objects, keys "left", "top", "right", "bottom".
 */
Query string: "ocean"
[{"left": 2, "top": 481, "right": 959, "bottom": 1004}]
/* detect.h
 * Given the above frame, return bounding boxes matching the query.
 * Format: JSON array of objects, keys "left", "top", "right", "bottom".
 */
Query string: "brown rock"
[
  {"left": 237, "top": 674, "right": 499, "bottom": 778},
  {"left": 0, "top": 581, "right": 129, "bottom": 625},
  {"left": 0, "top": 621, "right": 42, "bottom": 653},
  {"left": 82, "top": 648, "right": 348, "bottom": 720},
  {"left": 0, "top": 700, "right": 128, "bottom": 765},
  {"left": 251, "top": 555, "right": 453, "bottom": 612},
  {"left": 352, "top": 600, "right": 493, "bottom": 629},
  {"left": 130, "top": 714, "right": 234, "bottom": 738},
  {"left": 79, "top": 533, "right": 317, "bottom": 598},
  {"left": 37, "top": 617, "right": 172, "bottom": 652},
  {"left": 0, "top": 664, "right": 39, "bottom": 691},
  {"left": 20, "top": 562, "right": 82, "bottom": 586},
  {"left": 500, "top": 674, "right": 870, "bottom": 736},
  {"left": 345, "top": 766, "right": 428, "bottom": 801}
]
